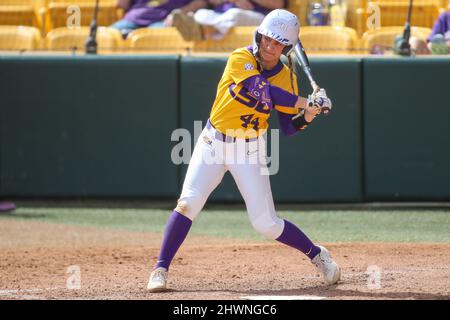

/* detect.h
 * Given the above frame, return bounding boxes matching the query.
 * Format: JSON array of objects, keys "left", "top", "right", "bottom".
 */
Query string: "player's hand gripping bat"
[{"left": 293, "top": 40, "right": 332, "bottom": 115}]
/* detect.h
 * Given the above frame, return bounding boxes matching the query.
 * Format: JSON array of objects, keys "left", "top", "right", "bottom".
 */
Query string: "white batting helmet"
[{"left": 253, "top": 9, "right": 300, "bottom": 56}]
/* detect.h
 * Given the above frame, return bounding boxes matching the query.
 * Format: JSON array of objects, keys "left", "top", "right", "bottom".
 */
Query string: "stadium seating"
[
  {"left": 45, "top": 0, "right": 118, "bottom": 32},
  {"left": 287, "top": 0, "right": 309, "bottom": 28},
  {"left": 0, "top": 0, "right": 447, "bottom": 55},
  {"left": 192, "top": 26, "right": 254, "bottom": 53},
  {"left": 45, "top": 26, "right": 123, "bottom": 53},
  {"left": 0, "top": 0, "right": 37, "bottom": 26},
  {"left": 127, "top": 27, "right": 192, "bottom": 54},
  {"left": 0, "top": 25, "right": 41, "bottom": 50},
  {"left": 299, "top": 26, "right": 359, "bottom": 54},
  {"left": 361, "top": 26, "right": 433, "bottom": 52},
  {"left": 346, "top": 0, "right": 366, "bottom": 36},
  {"left": 366, "top": 0, "right": 441, "bottom": 28}
]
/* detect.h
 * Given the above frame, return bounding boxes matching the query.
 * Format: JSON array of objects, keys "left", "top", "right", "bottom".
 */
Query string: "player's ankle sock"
[
  {"left": 276, "top": 219, "right": 321, "bottom": 260},
  {"left": 154, "top": 210, "right": 192, "bottom": 270}
]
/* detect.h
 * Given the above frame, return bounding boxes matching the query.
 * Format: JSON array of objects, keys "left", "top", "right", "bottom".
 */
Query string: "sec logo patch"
[{"left": 244, "top": 63, "right": 254, "bottom": 70}]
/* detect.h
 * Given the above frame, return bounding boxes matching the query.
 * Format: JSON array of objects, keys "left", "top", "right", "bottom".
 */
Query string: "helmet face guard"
[{"left": 253, "top": 9, "right": 300, "bottom": 58}]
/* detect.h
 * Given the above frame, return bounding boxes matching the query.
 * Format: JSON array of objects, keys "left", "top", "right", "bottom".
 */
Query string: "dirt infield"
[{"left": 0, "top": 218, "right": 449, "bottom": 300}]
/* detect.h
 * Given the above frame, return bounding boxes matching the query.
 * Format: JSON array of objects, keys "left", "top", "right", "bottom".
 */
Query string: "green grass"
[{"left": 3, "top": 207, "right": 450, "bottom": 243}]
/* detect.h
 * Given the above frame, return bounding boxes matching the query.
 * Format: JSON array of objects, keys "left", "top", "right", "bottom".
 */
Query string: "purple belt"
[{"left": 206, "top": 119, "right": 259, "bottom": 143}]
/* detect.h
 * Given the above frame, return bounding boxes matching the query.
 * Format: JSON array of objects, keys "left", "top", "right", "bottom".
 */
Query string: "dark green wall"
[
  {"left": 1, "top": 55, "right": 449, "bottom": 202},
  {"left": 269, "top": 57, "right": 363, "bottom": 202},
  {"left": 363, "top": 57, "right": 450, "bottom": 201},
  {"left": 179, "top": 56, "right": 242, "bottom": 201},
  {"left": 0, "top": 55, "right": 179, "bottom": 197},
  {"left": 179, "top": 57, "right": 363, "bottom": 202}
]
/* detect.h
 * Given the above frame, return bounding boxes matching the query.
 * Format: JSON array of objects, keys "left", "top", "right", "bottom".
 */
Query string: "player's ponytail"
[
  {"left": 254, "top": 49, "right": 264, "bottom": 74},
  {"left": 287, "top": 53, "right": 296, "bottom": 94}
]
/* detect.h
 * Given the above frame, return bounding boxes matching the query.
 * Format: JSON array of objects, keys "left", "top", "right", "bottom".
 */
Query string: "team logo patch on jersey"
[
  {"left": 244, "top": 63, "right": 254, "bottom": 71},
  {"left": 202, "top": 135, "right": 212, "bottom": 145}
]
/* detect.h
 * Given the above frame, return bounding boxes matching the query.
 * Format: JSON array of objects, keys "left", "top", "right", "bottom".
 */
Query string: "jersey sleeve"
[
  {"left": 274, "top": 72, "right": 299, "bottom": 115},
  {"left": 227, "top": 49, "right": 261, "bottom": 85}
]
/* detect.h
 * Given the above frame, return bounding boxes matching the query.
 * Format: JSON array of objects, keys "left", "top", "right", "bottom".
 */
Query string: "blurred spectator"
[
  {"left": 171, "top": 0, "right": 287, "bottom": 41},
  {"left": 393, "top": 35, "right": 431, "bottom": 56},
  {"left": 308, "top": 1, "right": 328, "bottom": 26},
  {"left": 328, "top": 0, "right": 347, "bottom": 27},
  {"left": 427, "top": 10, "right": 450, "bottom": 54},
  {"left": 410, "top": 36, "right": 431, "bottom": 55},
  {"left": 0, "top": 201, "right": 15, "bottom": 213},
  {"left": 112, "top": 0, "right": 207, "bottom": 38}
]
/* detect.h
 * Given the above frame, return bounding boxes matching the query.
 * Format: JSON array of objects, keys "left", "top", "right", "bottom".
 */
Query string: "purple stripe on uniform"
[
  {"left": 154, "top": 210, "right": 192, "bottom": 270},
  {"left": 277, "top": 111, "right": 298, "bottom": 136},
  {"left": 242, "top": 75, "right": 297, "bottom": 109},
  {"left": 270, "top": 85, "right": 297, "bottom": 107},
  {"left": 242, "top": 75, "right": 273, "bottom": 109},
  {"left": 261, "top": 61, "right": 283, "bottom": 78},
  {"left": 276, "top": 219, "right": 321, "bottom": 259}
]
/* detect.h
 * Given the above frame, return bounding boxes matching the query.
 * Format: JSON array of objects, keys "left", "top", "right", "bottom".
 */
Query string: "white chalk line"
[
  {"left": 0, "top": 287, "right": 65, "bottom": 299},
  {"left": 1, "top": 266, "right": 448, "bottom": 299}
]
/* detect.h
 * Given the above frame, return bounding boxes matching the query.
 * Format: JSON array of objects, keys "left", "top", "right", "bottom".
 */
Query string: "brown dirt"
[{"left": 0, "top": 218, "right": 449, "bottom": 300}]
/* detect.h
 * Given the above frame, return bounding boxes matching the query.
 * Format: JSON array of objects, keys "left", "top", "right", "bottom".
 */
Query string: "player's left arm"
[
  {"left": 241, "top": 75, "right": 303, "bottom": 111},
  {"left": 274, "top": 73, "right": 332, "bottom": 136},
  {"left": 277, "top": 107, "right": 318, "bottom": 136}
]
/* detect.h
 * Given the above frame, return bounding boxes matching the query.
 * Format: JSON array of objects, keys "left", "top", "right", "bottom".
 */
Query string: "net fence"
[{"left": 0, "top": 0, "right": 448, "bottom": 55}]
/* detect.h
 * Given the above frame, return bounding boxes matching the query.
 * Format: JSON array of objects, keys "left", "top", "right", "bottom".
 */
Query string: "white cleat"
[
  {"left": 147, "top": 267, "right": 168, "bottom": 292},
  {"left": 311, "top": 245, "right": 341, "bottom": 285}
]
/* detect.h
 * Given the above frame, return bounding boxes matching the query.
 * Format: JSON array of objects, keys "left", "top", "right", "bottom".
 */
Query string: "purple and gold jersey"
[{"left": 209, "top": 47, "right": 299, "bottom": 139}]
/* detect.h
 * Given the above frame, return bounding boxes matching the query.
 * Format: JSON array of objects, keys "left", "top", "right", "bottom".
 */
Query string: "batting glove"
[{"left": 308, "top": 89, "right": 332, "bottom": 115}]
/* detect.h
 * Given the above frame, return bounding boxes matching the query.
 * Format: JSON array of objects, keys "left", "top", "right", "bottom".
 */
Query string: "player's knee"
[
  {"left": 174, "top": 197, "right": 203, "bottom": 221},
  {"left": 251, "top": 216, "right": 284, "bottom": 240}
]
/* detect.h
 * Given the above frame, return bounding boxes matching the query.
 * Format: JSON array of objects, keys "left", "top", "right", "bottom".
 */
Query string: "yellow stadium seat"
[
  {"left": 127, "top": 27, "right": 192, "bottom": 54},
  {"left": 192, "top": 26, "right": 255, "bottom": 53},
  {"left": 45, "top": 0, "right": 118, "bottom": 31},
  {"left": 0, "top": 0, "right": 37, "bottom": 26},
  {"left": 45, "top": 26, "right": 123, "bottom": 53},
  {"left": 299, "top": 26, "right": 358, "bottom": 54},
  {"left": 288, "top": 1, "right": 366, "bottom": 36},
  {"left": 366, "top": 1, "right": 440, "bottom": 28},
  {"left": 287, "top": 0, "right": 308, "bottom": 28},
  {"left": 0, "top": 25, "right": 41, "bottom": 51},
  {"left": 437, "top": 0, "right": 448, "bottom": 9},
  {"left": 361, "top": 26, "right": 433, "bottom": 53},
  {"left": 346, "top": 0, "right": 366, "bottom": 36}
]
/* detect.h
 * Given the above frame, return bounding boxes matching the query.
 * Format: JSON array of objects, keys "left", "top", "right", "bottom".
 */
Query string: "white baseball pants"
[{"left": 175, "top": 124, "right": 285, "bottom": 240}]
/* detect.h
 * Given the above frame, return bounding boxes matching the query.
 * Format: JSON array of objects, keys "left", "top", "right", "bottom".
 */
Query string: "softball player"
[{"left": 147, "top": 9, "right": 340, "bottom": 292}]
